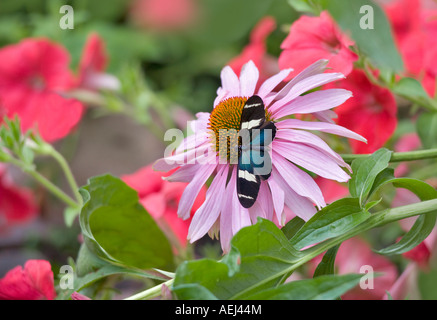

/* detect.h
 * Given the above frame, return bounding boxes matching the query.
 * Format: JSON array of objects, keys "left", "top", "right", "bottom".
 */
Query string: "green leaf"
[
  {"left": 187, "top": 0, "right": 275, "bottom": 46},
  {"left": 393, "top": 78, "right": 437, "bottom": 110},
  {"left": 418, "top": 268, "right": 437, "bottom": 299},
  {"left": 79, "top": 174, "right": 174, "bottom": 270},
  {"left": 417, "top": 112, "right": 437, "bottom": 149},
  {"left": 349, "top": 148, "right": 393, "bottom": 205},
  {"left": 372, "top": 178, "right": 437, "bottom": 255},
  {"left": 281, "top": 216, "right": 305, "bottom": 240},
  {"left": 290, "top": 198, "right": 370, "bottom": 250},
  {"left": 173, "top": 218, "right": 302, "bottom": 300},
  {"left": 172, "top": 284, "right": 219, "bottom": 300},
  {"left": 245, "top": 274, "right": 362, "bottom": 300},
  {"left": 287, "top": 0, "right": 320, "bottom": 14},
  {"left": 313, "top": 245, "right": 340, "bottom": 278},
  {"left": 57, "top": 244, "right": 170, "bottom": 300},
  {"left": 320, "top": 0, "right": 404, "bottom": 72}
]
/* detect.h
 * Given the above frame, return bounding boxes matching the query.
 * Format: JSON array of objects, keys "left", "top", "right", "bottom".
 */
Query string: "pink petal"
[
  {"left": 153, "top": 142, "right": 213, "bottom": 172},
  {"left": 257, "top": 68, "right": 293, "bottom": 99},
  {"left": 273, "top": 140, "right": 351, "bottom": 182},
  {"left": 220, "top": 66, "right": 239, "bottom": 97},
  {"left": 226, "top": 168, "right": 251, "bottom": 236},
  {"left": 267, "top": 59, "right": 329, "bottom": 104},
  {"left": 177, "top": 163, "right": 217, "bottom": 220},
  {"left": 275, "top": 128, "right": 350, "bottom": 171},
  {"left": 239, "top": 60, "right": 259, "bottom": 97},
  {"left": 272, "top": 152, "right": 326, "bottom": 209},
  {"left": 253, "top": 181, "right": 274, "bottom": 221},
  {"left": 267, "top": 177, "right": 285, "bottom": 225},
  {"left": 272, "top": 167, "right": 317, "bottom": 221},
  {"left": 188, "top": 165, "right": 229, "bottom": 242},
  {"left": 276, "top": 118, "right": 367, "bottom": 142},
  {"left": 314, "top": 110, "right": 338, "bottom": 123},
  {"left": 269, "top": 73, "right": 346, "bottom": 114},
  {"left": 271, "top": 88, "right": 352, "bottom": 119}
]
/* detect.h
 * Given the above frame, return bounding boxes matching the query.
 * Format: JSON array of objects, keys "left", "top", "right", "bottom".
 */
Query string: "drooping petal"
[
  {"left": 154, "top": 142, "right": 214, "bottom": 172},
  {"left": 267, "top": 177, "right": 285, "bottom": 225},
  {"left": 272, "top": 152, "right": 326, "bottom": 209},
  {"left": 188, "top": 165, "right": 229, "bottom": 242},
  {"left": 272, "top": 167, "right": 317, "bottom": 221},
  {"left": 177, "top": 163, "right": 217, "bottom": 220},
  {"left": 273, "top": 140, "right": 351, "bottom": 182}
]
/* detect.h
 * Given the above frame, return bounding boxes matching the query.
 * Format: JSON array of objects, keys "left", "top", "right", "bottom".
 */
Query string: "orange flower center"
[{"left": 207, "top": 96, "right": 272, "bottom": 162}]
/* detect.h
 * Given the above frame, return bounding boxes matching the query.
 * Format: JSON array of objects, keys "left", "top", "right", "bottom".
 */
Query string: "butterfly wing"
[
  {"left": 237, "top": 148, "right": 262, "bottom": 208},
  {"left": 237, "top": 95, "right": 276, "bottom": 208}
]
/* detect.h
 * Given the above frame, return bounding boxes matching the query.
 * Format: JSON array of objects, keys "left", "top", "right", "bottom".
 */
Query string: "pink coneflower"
[{"left": 154, "top": 60, "right": 366, "bottom": 252}]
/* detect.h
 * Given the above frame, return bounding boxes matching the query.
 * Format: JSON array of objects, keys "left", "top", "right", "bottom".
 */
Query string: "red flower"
[
  {"left": 228, "top": 16, "right": 279, "bottom": 83},
  {"left": 385, "top": 0, "right": 437, "bottom": 96},
  {"left": 0, "top": 38, "right": 84, "bottom": 142},
  {"left": 78, "top": 33, "right": 119, "bottom": 91},
  {"left": 315, "top": 177, "right": 349, "bottom": 204},
  {"left": 279, "top": 11, "right": 358, "bottom": 77},
  {"left": 121, "top": 165, "right": 206, "bottom": 247},
  {"left": 310, "top": 237, "right": 398, "bottom": 300},
  {"left": 325, "top": 69, "right": 397, "bottom": 154},
  {"left": 129, "top": 0, "right": 197, "bottom": 31},
  {"left": 0, "top": 260, "right": 56, "bottom": 300},
  {"left": 0, "top": 164, "right": 38, "bottom": 230}
]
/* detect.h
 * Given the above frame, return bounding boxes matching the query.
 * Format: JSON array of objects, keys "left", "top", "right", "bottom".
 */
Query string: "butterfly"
[{"left": 237, "top": 95, "right": 276, "bottom": 208}]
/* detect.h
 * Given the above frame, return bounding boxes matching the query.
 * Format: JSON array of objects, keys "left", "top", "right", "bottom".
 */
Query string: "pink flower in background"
[
  {"left": 154, "top": 59, "right": 366, "bottom": 252},
  {"left": 279, "top": 11, "right": 358, "bottom": 77},
  {"left": 121, "top": 164, "right": 206, "bottom": 247},
  {"left": 0, "top": 260, "right": 56, "bottom": 300},
  {"left": 315, "top": 176, "right": 349, "bottom": 204},
  {"left": 0, "top": 164, "right": 38, "bottom": 231},
  {"left": 228, "top": 16, "right": 279, "bottom": 84},
  {"left": 78, "top": 33, "right": 120, "bottom": 91},
  {"left": 385, "top": 0, "right": 437, "bottom": 96},
  {"left": 0, "top": 38, "right": 84, "bottom": 142},
  {"left": 310, "top": 237, "right": 398, "bottom": 300},
  {"left": 325, "top": 69, "right": 397, "bottom": 154},
  {"left": 129, "top": 0, "right": 197, "bottom": 31}
]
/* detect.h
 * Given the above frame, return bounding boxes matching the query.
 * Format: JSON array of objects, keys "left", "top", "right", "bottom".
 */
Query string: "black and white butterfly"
[{"left": 237, "top": 95, "right": 276, "bottom": 208}]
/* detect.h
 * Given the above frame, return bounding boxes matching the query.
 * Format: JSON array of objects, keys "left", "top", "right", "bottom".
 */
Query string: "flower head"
[
  {"left": 0, "top": 38, "right": 83, "bottom": 142},
  {"left": 154, "top": 60, "right": 366, "bottom": 252},
  {"left": 0, "top": 260, "right": 56, "bottom": 300},
  {"left": 279, "top": 11, "right": 358, "bottom": 77}
]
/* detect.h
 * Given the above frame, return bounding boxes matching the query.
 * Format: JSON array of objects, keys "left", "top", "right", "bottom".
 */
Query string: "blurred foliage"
[{"left": 0, "top": 0, "right": 298, "bottom": 114}]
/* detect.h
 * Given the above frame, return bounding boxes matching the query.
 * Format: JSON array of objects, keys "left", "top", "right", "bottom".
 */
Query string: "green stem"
[
  {"left": 123, "top": 279, "right": 174, "bottom": 300},
  {"left": 48, "top": 146, "right": 83, "bottom": 206},
  {"left": 7, "top": 156, "right": 79, "bottom": 208},
  {"left": 288, "top": 199, "right": 437, "bottom": 280},
  {"left": 341, "top": 148, "right": 437, "bottom": 164}
]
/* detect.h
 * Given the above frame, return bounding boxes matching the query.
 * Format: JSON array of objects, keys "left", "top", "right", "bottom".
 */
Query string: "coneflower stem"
[{"left": 341, "top": 148, "right": 437, "bottom": 164}]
